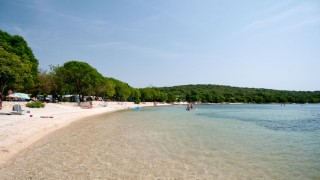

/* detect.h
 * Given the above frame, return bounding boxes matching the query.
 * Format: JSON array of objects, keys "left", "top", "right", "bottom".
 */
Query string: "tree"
[
  {"left": 278, "top": 95, "right": 287, "bottom": 103},
  {"left": 0, "top": 30, "right": 38, "bottom": 96},
  {"left": 8, "top": 35, "right": 38, "bottom": 80},
  {"left": 186, "top": 90, "right": 200, "bottom": 102},
  {"left": 114, "top": 82, "right": 131, "bottom": 101},
  {"left": 33, "top": 68, "right": 52, "bottom": 97},
  {"left": 131, "top": 88, "right": 141, "bottom": 104},
  {"left": 156, "top": 91, "right": 167, "bottom": 102},
  {"left": 103, "top": 77, "right": 116, "bottom": 99},
  {"left": 140, "top": 88, "right": 153, "bottom": 102},
  {"left": 166, "top": 92, "right": 176, "bottom": 103},
  {"left": 0, "top": 46, "right": 33, "bottom": 95},
  {"left": 156, "top": 84, "right": 320, "bottom": 103},
  {"left": 94, "top": 77, "right": 116, "bottom": 100},
  {"left": 57, "top": 61, "right": 103, "bottom": 102},
  {"left": 204, "top": 93, "right": 213, "bottom": 103},
  {"left": 140, "top": 88, "right": 165, "bottom": 102},
  {"left": 47, "top": 65, "right": 69, "bottom": 102}
]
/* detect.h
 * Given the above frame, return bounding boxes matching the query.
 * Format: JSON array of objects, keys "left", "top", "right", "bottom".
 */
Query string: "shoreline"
[{"left": 0, "top": 101, "right": 169, "bottom": 166}]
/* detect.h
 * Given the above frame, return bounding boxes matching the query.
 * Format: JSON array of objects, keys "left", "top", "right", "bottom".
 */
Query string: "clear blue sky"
[{"left": 1, "top": 0, "right": 319, "bottom": 90}]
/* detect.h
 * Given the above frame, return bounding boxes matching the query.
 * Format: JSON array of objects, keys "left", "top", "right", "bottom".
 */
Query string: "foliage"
[
  {"left": 32, "top": 69, "right": 52, "bottom": 97},
  {"left": 102, "top": 77, "right": 116, "bottom": 99},
  {"left": 166, "top": 92, "right": 176, "bottom": 103},
  {"left": 133, "top": 98, "right": 140, "bottom": 104},
  {"left": 56, "top": 61, "right": 104, "bottom": 102},
  {"left": 47, "top": 65, "right": 69, "bottom": 101},
  {"left": 131, "top": 88, "right": 141, "bottom": 104},
  {"left": 140, "top": 88, "right": 154, "bottom": 102},
  {"left": 1, "top": 29, "right": 319, "bottom": 104},
  {"left": 113, "top": 79, "right": 132, "bottom": 101},
  {"left": 0, "top": 30, "right": 38, "bottom": 95},
  {"left": 156, "top": 84, "right": 320, "bottom": 103},
  {"left": 26, "top": 101, "right": 45, "bottom": 108},
  {"left": 0, "top": 46, "right": 31, "bottom": 94}
]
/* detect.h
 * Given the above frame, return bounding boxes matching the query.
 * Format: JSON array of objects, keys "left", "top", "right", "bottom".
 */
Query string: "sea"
[{"left": 1, "top": 104, "right": 319, "bottom": 179}]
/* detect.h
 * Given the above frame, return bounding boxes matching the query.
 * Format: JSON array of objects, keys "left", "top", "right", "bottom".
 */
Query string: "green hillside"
[{"left": 156, "top": 84, "right": 320, "bottom": 103}]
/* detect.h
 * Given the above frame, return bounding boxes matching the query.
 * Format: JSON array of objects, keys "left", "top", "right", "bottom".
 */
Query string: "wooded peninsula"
[{"left": 1, "top": 30, "right": 319, "bottom": 104}]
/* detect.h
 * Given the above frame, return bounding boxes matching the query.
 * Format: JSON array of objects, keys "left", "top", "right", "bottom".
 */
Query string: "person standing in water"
[
  {"left": 186, "top": 103, "right": 194, "bottom": 111},
  {"left": 186, "top": 103, "right": 190, "bottom": 111}
]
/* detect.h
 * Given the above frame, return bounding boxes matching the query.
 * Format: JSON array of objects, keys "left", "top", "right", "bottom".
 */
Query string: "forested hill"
[
  {"left": 156, "top": 84, "right": 320, "bottom": 103},
  {"left": 1, "top": 29, "right": 319, "bottom": 104}
]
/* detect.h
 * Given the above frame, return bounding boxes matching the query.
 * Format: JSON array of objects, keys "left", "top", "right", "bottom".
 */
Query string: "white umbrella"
[{"left": 7, "top": 93, "right": 30, "bottom": 100}]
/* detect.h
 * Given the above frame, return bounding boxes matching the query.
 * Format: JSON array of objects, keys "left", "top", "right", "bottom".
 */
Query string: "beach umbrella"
[{"left": 7, "top": 93, "right": 31, "bottom": 100}]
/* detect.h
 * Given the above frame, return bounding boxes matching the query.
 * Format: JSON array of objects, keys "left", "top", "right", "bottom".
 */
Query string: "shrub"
[
  {"left": 134, "top": 99, "right": 140, "bottom": 104},
  {"left": 26, "top": 101, "right": 45, "bottom": 108}
]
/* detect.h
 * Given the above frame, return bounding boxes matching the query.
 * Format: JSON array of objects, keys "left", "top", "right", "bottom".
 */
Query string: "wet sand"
[
  {"left": 0, "top": 101, "right": 166, "bottom": 166},
  {"left": 0, "top": 109, "right": 213, "bottom": 179},
  {"left": 0, "top": 106, "right": 242, "bottom": 179}
]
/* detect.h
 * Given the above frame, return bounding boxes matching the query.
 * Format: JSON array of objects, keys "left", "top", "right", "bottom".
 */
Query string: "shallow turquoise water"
[
  {"left": 140, "top": 104, "right": 320, "bottom": 179},
  {"left": 1, "top": 104, "right": 319, "bottom": 179}
]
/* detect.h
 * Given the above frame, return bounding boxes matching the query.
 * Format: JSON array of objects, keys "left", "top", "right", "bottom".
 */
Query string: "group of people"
[{"left": 186, "top": 103, "right": 194, "bottom": 111}]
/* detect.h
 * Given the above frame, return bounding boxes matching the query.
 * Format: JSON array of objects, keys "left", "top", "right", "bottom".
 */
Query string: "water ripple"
[{"left": 196, "top": 104, "right": 320, "bottom": 132}]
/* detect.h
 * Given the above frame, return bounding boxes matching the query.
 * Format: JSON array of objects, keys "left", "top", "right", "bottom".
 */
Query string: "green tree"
[
  {"left": 114, "top": 82, "right": 131, "bottom": 101},
  {"left": 48, "top": 65, "right": 69, "bottom": 101},
  {"left": 58, "top": 61, "right": 103, "bottom": 102},
  {"left": 166, "top": 92, "right": 176, "bottom": 103},
  {"left": 156, "top": 84, "right": 320, "bottom": 104},
  {"left": 131, "top": 88, "right": 141, "bottom": 104},
  {"left": 0, "top": 30, "right": 38, "bottom": 95},
  {"left": 278, "top": 95, "right": 287, "bottom": 103},
  {"left": 140, "top": 88, "right": 153, "bottom": 102},
  {"left": 204, "top": 93, "right": 213, "bottom": 103},
  {"left": 33, "top": 68, "right": 52, "bottom": 97},
  {"left": 94, "top": 77, "right": 115, "bottom": 99},
  {"left": 186, "top": 90, "right": 200, "bottom": 102},
  {"left": 253, "top": 96, "right": 264, "bottom": 104},
  {"left": 0, "top": 46, "right": 33, "bottom": 95},
  {"left": 157, "top": 91, "right": 168, "bottom": 102},
  {"left": 140, "top": 88, "right": 165, "bottom": 102},
  {"left": 103, "top": 77, "right": 116, "bottom": 99}
]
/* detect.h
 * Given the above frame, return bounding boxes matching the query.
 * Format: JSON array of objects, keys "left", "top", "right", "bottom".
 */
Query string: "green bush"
[
  {"left": 134, "top": 99, "right": 140, "bottom": 104},
  {"left": 26, "top": 101, "right": 45, "bottom": 108}
]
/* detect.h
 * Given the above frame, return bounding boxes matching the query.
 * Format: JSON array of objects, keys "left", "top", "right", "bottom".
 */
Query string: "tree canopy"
[
  {"left": 0, "top": 30, "right": 38, "bottom": 95},
  {"left": 56, "top": 61, "right": 104, "bottom": 102},
  {"left": 1, "top": 29, "right": 319, "bottom": 104},
  {"left": 156, "top": 84, "right": 320, "bottom": 103}
]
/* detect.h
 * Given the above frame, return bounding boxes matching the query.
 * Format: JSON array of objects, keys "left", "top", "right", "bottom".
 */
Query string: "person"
[
  {"left": 0, "top": 98, "right": 2, "bottom": 110},
  {"left": 186, "top": 103, "right": 191, "bottom": 111}
]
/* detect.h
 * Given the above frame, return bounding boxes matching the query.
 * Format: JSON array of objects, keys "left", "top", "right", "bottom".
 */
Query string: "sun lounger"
[{"left": 12, "top": 104, "right": 24, "bottom": 115}]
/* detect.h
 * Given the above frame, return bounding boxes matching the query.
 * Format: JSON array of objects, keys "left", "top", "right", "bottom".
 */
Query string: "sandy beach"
[{"left": 0, "top": 101, "right": 166, "bottom": 166}]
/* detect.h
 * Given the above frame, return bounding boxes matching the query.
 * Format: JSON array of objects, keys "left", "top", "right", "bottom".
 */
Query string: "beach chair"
[{"left": 12, "top": 104, "right": 24, "bottom": 115}]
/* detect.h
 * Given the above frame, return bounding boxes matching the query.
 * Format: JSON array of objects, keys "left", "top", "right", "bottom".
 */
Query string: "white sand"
[{"left": 0, "top": 101, "right": 168, "bottom": 165}]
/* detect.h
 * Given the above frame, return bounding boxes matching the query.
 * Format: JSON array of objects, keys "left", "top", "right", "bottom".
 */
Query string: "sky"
[{"left": 0, "top": 0, "right": 319, "bottom": 91}]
